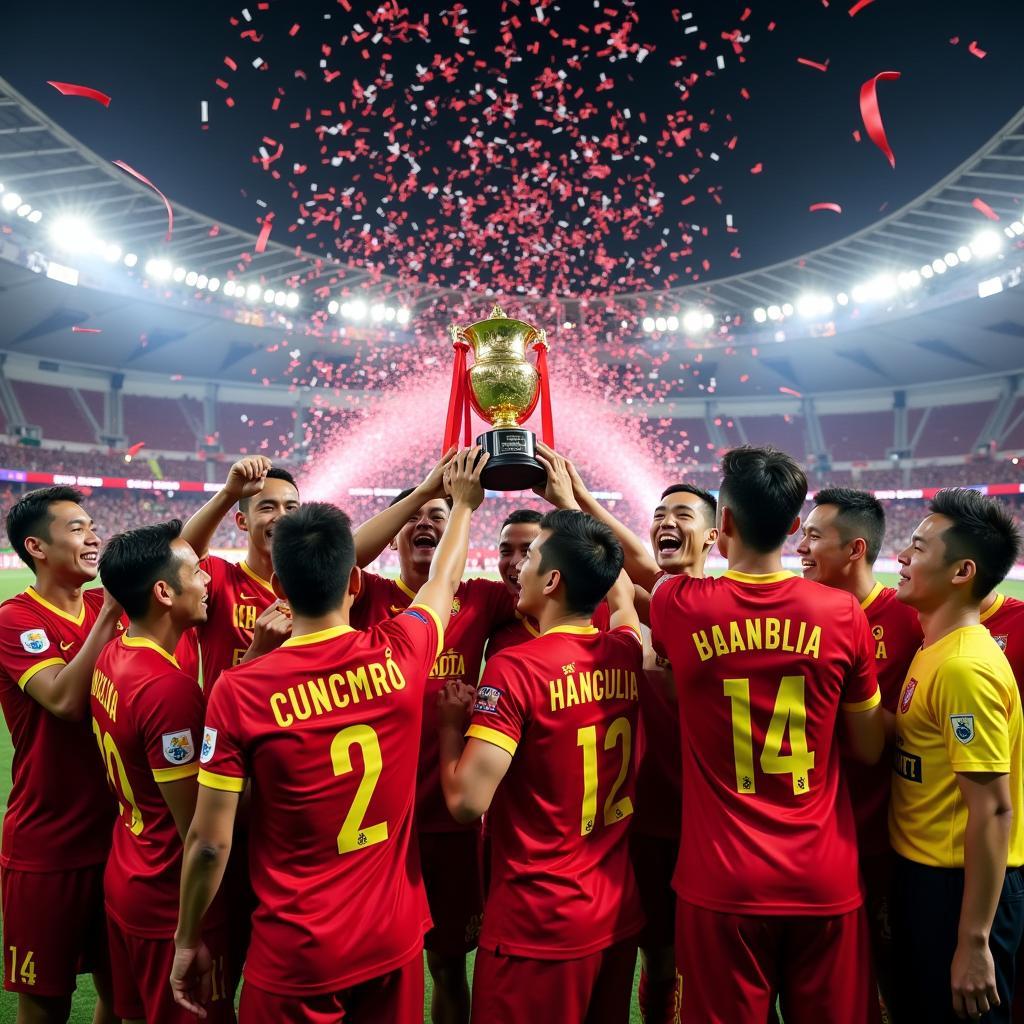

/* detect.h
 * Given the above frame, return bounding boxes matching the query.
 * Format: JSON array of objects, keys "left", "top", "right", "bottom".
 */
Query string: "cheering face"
[
  {"left": 29, "top": 500, "right": 101, "bottom": 583},
  {"left": 167, "top": 539, "right": 211, "bottom": 627},
  {"left": 649, "top": 491, "right": 714, "bottom": 573},
  {"left": 497, "top": 522, "right": 541, "bottom": 596},
  {"left": 896, "top": 513, "right": 965, "bottom": 611},
  {"left": 393, "top": 499, "right": 450, "bottom": 577},
  {"left": 515, "top": 530, "right": 552, "bottom": 619},
  {"left": 237, "top": 477, "right": 300, "bottom": 557},
  {"left": 796, "top": 504, "right": 850, "bottom": 586}
]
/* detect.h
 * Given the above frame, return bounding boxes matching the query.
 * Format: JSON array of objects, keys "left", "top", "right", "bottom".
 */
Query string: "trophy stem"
[{"left": 476, "top": 428, "right": 546, "bottom": 491}]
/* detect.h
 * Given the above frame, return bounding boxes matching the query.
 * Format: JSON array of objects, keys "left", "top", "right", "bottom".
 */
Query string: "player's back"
[
  {"left": 982, "top": 592, "right": 1024, "bottom": 692},
  {"left": 198, "top": 608, "right": 441, "bottom": 995},
  {"left": 470, "top": 625, "right": 645, "bottom": 958},
  {"left": 650, "top": 571, "right": 879, "bottom": 916}
]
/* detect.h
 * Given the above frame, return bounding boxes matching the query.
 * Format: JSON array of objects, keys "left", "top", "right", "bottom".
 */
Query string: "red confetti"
[
  {"left": 46, "top": 81, "right": 111, "bottom": 107},
  {"left": 750, "top": 162, "right": 763, "bottom": 174},
  {"left": 972, "top": 197, "right": 1000, "bottom": 221},
  {"left": 848, "top": 0, "right": 876, "bottom": 14},
  {"left": 968, "top": 40, "right": 987, "bottom": 59},
  {"left": 796, "top": 57, "right": 829, "bottom": 72},
  {"left": 289, "top": 23, "right": 300, "bottom": 36},
  {"left": 71, "top": 326, "right": 101, "bottom": 334},
  {"left": 859, "top": 71, "right": 901, "bottom": 168},
  {"left": 126, "top": 442, "right": 146, "bottom": 457},
  {"left": 852, "top": 129, "right": 862, "bottom": 142},
  {"left": 778, "top": 387, "right": 803, "bottom": 398},
  {"left": 255, "top": 215, "right": 274, "bottom": 253},
  {"left": 809, "top": 202, "right": 842, "bottom": 214},
  {"left": 112, "top": 160, "right": 174, "bottom": 241}
]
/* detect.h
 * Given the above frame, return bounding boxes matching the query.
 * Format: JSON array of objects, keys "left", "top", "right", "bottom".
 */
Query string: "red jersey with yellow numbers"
[
  {"left": 351, "top": 570, "right": 516, "bottom": 831},
  {"left": 0, "top": 586, "right": 117, "bottom": 871},
  {"left": 844, "top": 583, "right": 923, "bottom": 856},
  {"left": 468, "top": 624, "right": 646, "bottom": 959},
  {"left": 486, "top": 602, "right": 611, "bottom": 659},
  {"left": 650, "top": 570, "right": 880, "bottom": 916},
  {"left": 91, "top": 634, "right": 211, "bottom": 938},
  {"left": 197, "top": 606, "right": 443, "bottom": 996},
  {"left": 196, "top": 556, "right": 276, "bottom": 693},
  {"left": 981, "top": 593, "right": 1024, "bottom": 694}
]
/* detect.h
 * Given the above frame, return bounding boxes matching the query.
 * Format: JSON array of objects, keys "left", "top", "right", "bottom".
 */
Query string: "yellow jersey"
[{"left": 890, "top": 624, "right": 1024, "bottom": 868}]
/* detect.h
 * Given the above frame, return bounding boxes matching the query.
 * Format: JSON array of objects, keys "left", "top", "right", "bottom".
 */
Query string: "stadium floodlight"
[
  {"left": 781, "top": 302, "right": 794, "bottom": 317},
  {"left": 16, "top": 204, "right": 31, "bottom": 218},
  {"left": 196, "top": 274, "right": 208, "bottom": 289},
  {"left": 49, "top": 215, "right": 94, "bottom": 252},
  {"left": 246, "top": 283, "right": 261, "bottom": 301},
  {"left": 123, "top": 252, "right": 138, "bottom": 267},
  {"left": 796, "top": 293, "right": 833, "bottom": 318},
  {"left": 327, "top": 300, "right": 339, "bottom": 315},
  {"left": 835, "top": 292, "right": 849, "bottom": 306},
  {"left": 207, "top": 277, "right": 220, "bottom": 292},
  {"left": 943, "top": 252, "right": 959, "bottom": 268},
  {"left": 1, "top": 192, "right": 22, "bottom": 212},
  {"left": 185, "top": 271, "right": 199, "bottom": 287},
  {"left": 223, "top": 280, "right": 237, "bottom": 297},
  {"left": 103, "top": 243, "right": 122, "bottom": 263},
  {"left": 146, "top": 258, "right": 172, "bottom": 280},
  {"left": 274, "top": 291, "right": 287, "bottom": 306},
  {"left": 931, "top": 258, "right": 947, "bottom": 275},
  {"left": 767, "top": 304, "right": 782, "bottom": 321},
  {"left": 978, "top": 275, "right": 1004, "bottom": 298},
  {"left": 1012, "top": 221, "right": 1024, "bottom": 236},
  {"left": 920, "top": 263, "right": 934, "bottom": 279},
  {"left": 348, "top": 298, "right": 368, "bottom": 320},
  {"left": 262, "top": 288, "right": 274, "bottom": 303},
  {"left": 655, "top": 316, "right": 667, "bottom": 332},
  {"left": 396, "top": 306, "right": 411, "bottom": 325},
  {"left": 370, "top": 302, "right": 386, "bottom": 321},
  {"left": 682, "top": 310, "right": 703, "bottom": 333},
  {"left": 957, "top": 245, "right": 972, "bottom": 263},
  {"left": 753, "top": 307, "right": 767, "bottom": 323},
  {"left": 702, "top": 312, "right": 715, "bottom": 329},
  {"left": 970, "top": 229, "right": 1003, "bottom": 258},
  {"left": 385, "top": 305, "right": 396, "bottom": 321},
  {"left": 641, "top": 316, "right": 655, "bottom": 332},
  {"left": 27, "top": 209, "right": 43, "bottom": 224},
  {"left": 173, "top": 266, "right": 187, "bottom": 282},
  {"left": 666, "top": 315, "right": 679, "bottom": 331}
]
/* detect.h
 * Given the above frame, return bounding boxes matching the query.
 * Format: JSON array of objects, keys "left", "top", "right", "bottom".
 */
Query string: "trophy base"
[{"left": 476, "top": 429, "right": 546, "bottom": 491}]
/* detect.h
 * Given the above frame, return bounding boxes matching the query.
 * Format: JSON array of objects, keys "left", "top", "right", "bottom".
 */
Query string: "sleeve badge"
[
  {"left": 19, "top": 629, "right": 50, "bottom": 654},
  {"left": 474, "top": 686, "right": 503, "bottom": 714},
  {"left": 162, "top": 729, "right": 195, "bottom": 765},
  {"left": 200, "top": 728, "right": 218, "bottom": 763},
  {"left": 950, "top": 714, "right": 975, "bottom": 745}
]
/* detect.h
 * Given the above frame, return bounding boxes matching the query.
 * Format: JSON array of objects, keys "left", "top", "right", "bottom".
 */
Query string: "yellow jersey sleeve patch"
[
  {"left": 17, "top": 657, "right": 66, "bottom": 690},
  {"left": 152, "top": 763, "right": 201, "bottom": 783},
  {"left": 198, "top": 768, "right": 246, "bottom": 793},
  {"left": 842, "top": 687, "right": 882, "bottom": 713},
  {"left": 466, "top": 724, "right": 518, "bottom": 756}
]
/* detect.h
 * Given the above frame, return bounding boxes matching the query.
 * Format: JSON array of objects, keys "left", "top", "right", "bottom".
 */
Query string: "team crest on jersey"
[
  {"left": 162, "top": 730, "right": 195, "bottom": 765},
  {"left": 200, "top": 728, "right": 218, "bottom": 763},
  {"left": 994, "top": 634, "right": 1009, "bottom": 651},
  {"left": 899, "top": 678, "right": 918, "bottom": 714},
  {"left": 451, "top": 597, "right": 461, "bottom": 615},
  {"left": 474, "top": 686, "right": 503, "bottom": 714},
  {"left": 19, "top": 629, "right": 49, "bottom": 654},
  {"left": 950, "top": 715, "right": 975, "bottom": 745}
]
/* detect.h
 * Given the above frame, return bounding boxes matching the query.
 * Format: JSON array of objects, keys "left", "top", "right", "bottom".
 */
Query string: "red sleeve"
[
  {"left": 376, "top": 604, "right": 444, "bottom": 684},
  {"left": 135, "top": 670, "right": 206, "bottom": 782},
  {"left": 607, "top": 624, "right": 645, "bottom": 670},
  {"left": 0, "top": 602, "right": 66, "bottom": 691},
  {"left": 843, "top": 600, "right": 881, "bottom": 710},
  {"left": 198, "top": 672, "right": 248, "bottom": 793},
  {"left": 473, "top": 578, "right": 517, "bottom": 630},
  {"left": 648, "top": 573, "right": 687, "bottom": 660},
  {"left": 200, "top": 556, "right": 229, "bottom": 613},
  {"left": 466, "top": 651, "right": 529, "bottom": 757}
]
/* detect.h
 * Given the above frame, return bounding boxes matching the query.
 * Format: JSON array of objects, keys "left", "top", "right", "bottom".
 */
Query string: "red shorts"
[
  {"left": 630, "top": 831, "right": 678, "bottom": 950},
  {"left": 107, "top": 920, "right": 235, "bottom": 1024},
  {"left": 471, "top": 941, "right": 637, "bottom": 1024},
  {"left": 674, "top": 900, "right": 873, "bottom": 1024},
  {"left": 1, "top": 862, "right": 107, "bottom": 997},
  {"left": 419, "top": 830, "right": 483, "bottom": 957},
  {"left": 238, "top": 952, "right": 423, "bottom": 1024}
]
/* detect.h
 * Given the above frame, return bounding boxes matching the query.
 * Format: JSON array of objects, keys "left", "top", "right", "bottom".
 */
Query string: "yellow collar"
[
  {"left": 543, "top": 624, "right": 599, "bottom": 637},
  {"left": 860, "top": 581, "right": 885, "bottom": 611},
  {"left": 282, "top": 624, "right": 355, "bottom": 648},
  {"left": 517, "top": 613, "right": 542, "bottom": 638},
  {"left": 239, "top": 561, "right": 275, "bottom": 594},
  {"left": 25, "top": 586, "right": 85, "bottom": 625},
  {"left": 722, "top": 569, "right": 795, "bottom": 585},
  {"left": 394, "top": 577, "right": 417, "bottom": 600},
  {"left": 981, "top": 593, "right": 1006, "bottom": 623},
  {"left": 121, "top": 634, "right": 180, "bottom": 668}
]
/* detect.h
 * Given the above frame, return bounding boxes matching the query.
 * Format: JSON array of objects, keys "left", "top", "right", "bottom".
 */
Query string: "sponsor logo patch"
[
  {"left": 200, "top": 728, "right": 218, "bottom": 763},
  {"left": 994, "top": 634, "right": 1009, "bottom": 651},
  {"left": 950, "top": 714, "right": 976, "bottom": 745},
  {"left": 59, "top": 640, "right": 74, "bottom": 652},
  {"left": 162, "top": 729, "right": 195, "bottom": 765},
  {"left": 451, "top": 597, "right": 461, "bottom": 615},
  {"left": 893, "top": 746, "right": 923, "bottom": 783},
  {"left": 19, "top": 629, "right": 49, "bottom": 654},
  {"left": 899, "top": 678, "right": 918, "bottom": 714},
  {"left": 474, "top": 685, "right": 503, "bottom": 714}
]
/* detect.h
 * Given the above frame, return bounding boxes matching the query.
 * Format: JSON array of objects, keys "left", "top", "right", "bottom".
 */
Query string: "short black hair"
[
  {"left": 239, "top": 467, "right": 299, "bottom": 513},
  {"left": 7, "top": 485, "right": 85, "bottom": 571},
  {"left": 272, "top": 502, "right": 355, "bottom": 616},
  {"left": 537, "top": 509, "right": 624, "bottom": 616},
  {"left": 929, "top": 489, "right": 1021, "bottom": 600},
  {"left": 99, "top": 519, "right": 184, "bottom": 620},
  {"left": 389, "top": 486, "right": 453, "bottom": 510},
  {"left": 719, "top": 446, "right": 807, "bottom": 554},
  {"left": 501, "top": 508, "right": 543, "bottom": 531},
  {"left": 813, "top": 487, "right": 886, "bottom": 564},
  {"left": 659, "top": 483, "right": 717, "bottom": 528}
]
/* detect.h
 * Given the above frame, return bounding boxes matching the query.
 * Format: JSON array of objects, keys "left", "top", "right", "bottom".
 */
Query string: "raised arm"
[
  {"left": 606, "top": 568, "right": 641, "bottom": 636},
  {"left": 353, "top": 448, "right": 455, "bottom": 567},
  {"left": 182, "top": 456, "right": 273, "bottom": 558},
  {"left": 412, "top": 448, "right": 486, "bottom": 632}
]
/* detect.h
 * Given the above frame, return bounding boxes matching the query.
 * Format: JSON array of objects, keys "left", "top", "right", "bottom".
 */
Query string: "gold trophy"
[{"left": 444, "top": 305, "right": 553, "bottom": 491}]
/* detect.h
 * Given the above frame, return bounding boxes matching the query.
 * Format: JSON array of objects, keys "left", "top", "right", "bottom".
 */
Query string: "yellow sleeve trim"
[
  {"left": 409, "top": 603, "right": 445, "bottom": 660},
  {"left": 153, "top": 763, "right": 200, "bottom": 783},
  {"left": 466, "top": 723, "right": 518, "bottom": 756},
  {"left": 18, "top": 657, "right": 66, "bottom": 690},
  {"left": 198, "top": 769, "right": 246, "bottom": 793},
  {"left": 842, "top": 687, "right": 882, "bottom": 712}
]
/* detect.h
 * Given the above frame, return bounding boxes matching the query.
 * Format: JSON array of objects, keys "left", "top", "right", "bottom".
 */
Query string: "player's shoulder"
[
  {"left": 0, "top": 590, "right": 34, "bottom": 623},
  {"left": 870, "top": 585, "right": 919, "bottom": 623},
  {"left": 990, "top": 593, "right": 1024, "bottom": 621},
  {"left": 83, "top": 587, "right": 106, "bottom": 611}
]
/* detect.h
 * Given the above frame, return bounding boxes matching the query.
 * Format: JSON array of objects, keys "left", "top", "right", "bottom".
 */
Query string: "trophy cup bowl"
[{"left": 459, "top": 306, "right": 547, "bottom": 491}]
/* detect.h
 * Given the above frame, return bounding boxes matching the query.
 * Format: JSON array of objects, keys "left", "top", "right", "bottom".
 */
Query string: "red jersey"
[
  {"left": 198, "top": 605, "right": 443, "bottom": 996},
  {"left": 351, "top": 571, "right": 516, "bottom": 831},
  {"left": 634, "top": 651, "right": 681, "bottom": 840},
  {"left": 0, "top": 586, "right": 117, "bottom": 871},
  {"left": 468, "top": 624, "right": 646, "bottom": 959},
  {"left": 485, "top": 602, "right": 610, "bottom": 659},
  {"left": 175, "top": 627, "right": 202, "bottom": 685},
  {"left": 196, "top": 556, "right": 276, "bottom": 693},
  {"left": 844, "top": 583, "right": 922, "bottom": 856},
  {"left": 91, "top": 635, "right": 208, "bottom": 938},
  {"left": 981, "top": 593, "right": 1024, "bottom": 692},
  {"left": 650, "top": 570, "right": 880, "bottom": 916}
]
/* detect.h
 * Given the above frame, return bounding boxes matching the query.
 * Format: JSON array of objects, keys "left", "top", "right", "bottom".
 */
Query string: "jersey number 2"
[
  {"left": 92, "top": 722, "right": 144, "bottom": 834},
  {"left": 723, "top": 676, "right": 815, "bottom": 796},
  {"left": 576, "top": 717, "right": 634, "bottom": 836},
  {"left": 331, "top": 724, "right": 388, "bottom": 855}
]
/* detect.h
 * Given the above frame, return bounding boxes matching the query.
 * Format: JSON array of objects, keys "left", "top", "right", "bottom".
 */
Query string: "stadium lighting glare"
[
  {"left": 385, "top": 306, "right": 396, "bottom": 322},
  {"left": 146, "top": 258, "right": 172, "bottom": 280},
  {"left": 123, "top": 252, "right": 138, "bottom": 267},
  {"left": 396, "top": 306, "right": 411, "bottom": 325},
  {"left": 15, "top": 203, "right": 31, "bottom": 218},
  {"left": 172, "top": 266, "right": 187, "bottom": 283},
  {"left": 970, "top": 229, "right": 1003, "bottom": 258},
  {"left": 102, "top": 243, "right": 122, "bottom": 263},
  {"left": 274, "top": 291, "right": 287, "bottom": 306},
  {"left": 666, "top": 314, "right": 679, "bottom": 331},
  {"left": 781, "top": 302, "right": 794, "bottom": 317},
  {"left": 681, "top": 310, "right": 702, "bottom": 333},
  {"left": 286, "top": 292, "right": 299, "bottom": 309},
  {"left": 796, "top": 294, "right": 834, "bottom": 318},
  {"left": 370, "top": 302, "right": 386, "bottom": 321},
  {"left": 835, "top": 292, "right": 849, "bottom": 306},
  {"left": 978, "top": 275, "right": 1004, "bottom": 298},
  {"left": 348, "top": 298, "right": 368, "bottom": 320},
  {"left": 703, "top": 312, "right": 715, "bottom": 329},
  {"left": 245, "top": 284, "right": 261, "bottom": 301},
  {"left": 185, "top": 271, "right": 199, "bottom": 287},
  {"left": 1012, "top": 221, "right": 1024, "bottom": 236},
  {"left": 27, "top": 210, "right": 43, "bottom": 224},
  {"left": 1, "top": 192, "right": 22, "bottom": 212},
  {"left": 851, "top": 283, "right": 869, "bottom": 303},
  {"left": 957, "top": 245, "right": 973, "bottom": 263},
  {"left": 223, "top": 280, "right": 237, "bottom": 297},
  {"left": 262, "top": 288, "right": 276, "bottom": 303},
  {"left": 641, "top": 316, "right": 655, "bottom": 332},
  {"left": 327, "top": 300, "right": 339, "bottom": 315},
  {"left": 49, "top": 215, "right": 94, "bottom": 252},
  {"left": 207, "top": 277, "right": 220, "bottom": 292},
  {"left": 766, "top": 304, "right": 782, "bottom": 321},
  {"left": 920, "top": 264, "right": 934, "bottom": 279},
  {"left": 943, "top": 252, "right": 959, "bottom": 268},
  {"left": 931, "top": 259, "right": 947, "bottom": 275},
  {"left": 753, "top": 307, "right": 767, "bottom": 323},
  {"left": 196, "top": 274, "right": 208, "bottom": 289},
  {"left": 655, "top": 316, "right": 668, "bottom": 332}
]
